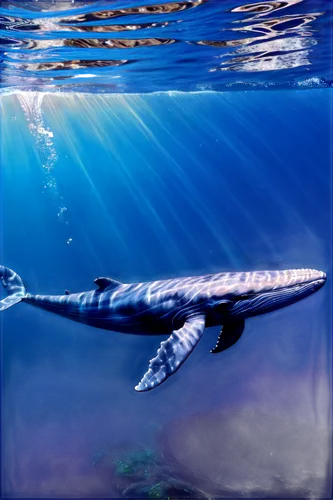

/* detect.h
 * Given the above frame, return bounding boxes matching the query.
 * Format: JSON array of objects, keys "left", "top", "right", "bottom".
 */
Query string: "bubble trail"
[{"left": 17, "top": 91, "right": 72, "bottom": 243}]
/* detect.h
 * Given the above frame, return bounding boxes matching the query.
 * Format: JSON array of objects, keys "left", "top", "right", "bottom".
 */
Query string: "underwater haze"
[
  {"left": 1, "top": 88, "right": 332, "bottom": 499},
  {"left": 0, "top": 0, "right": 332, "bottom": 499}
]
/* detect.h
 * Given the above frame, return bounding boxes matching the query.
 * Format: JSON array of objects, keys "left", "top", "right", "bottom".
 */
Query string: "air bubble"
[{"left": 18, "top": 92, "right": 69, "bottom": 229}]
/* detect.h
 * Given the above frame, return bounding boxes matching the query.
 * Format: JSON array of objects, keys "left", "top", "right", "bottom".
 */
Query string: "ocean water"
[{"left": 0, "top": 1, "right": 332, "bottom": 500}]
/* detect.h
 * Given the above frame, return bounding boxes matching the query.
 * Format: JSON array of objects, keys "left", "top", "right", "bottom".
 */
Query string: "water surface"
[{"left": 0, "top": 0, "right": 332, "bottom": 91}]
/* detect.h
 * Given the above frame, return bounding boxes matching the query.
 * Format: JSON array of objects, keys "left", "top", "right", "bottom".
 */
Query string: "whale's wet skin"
[{"left": 0, "top": 265, "right": 326, "bottom": 391}]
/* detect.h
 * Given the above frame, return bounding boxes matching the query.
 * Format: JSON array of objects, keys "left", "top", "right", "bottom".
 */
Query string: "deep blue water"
[{"left": 0, "top": 88, "right": 332, "bottom": 498}]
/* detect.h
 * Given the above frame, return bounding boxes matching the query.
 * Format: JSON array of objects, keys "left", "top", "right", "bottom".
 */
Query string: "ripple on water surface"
[{"left": 0, "top": 0, "right": 332, "bottom": 92}]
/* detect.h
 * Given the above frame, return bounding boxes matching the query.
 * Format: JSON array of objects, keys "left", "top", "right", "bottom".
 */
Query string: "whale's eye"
[{"left": 215, "top": 300, "right": 233, "bottom": 313}]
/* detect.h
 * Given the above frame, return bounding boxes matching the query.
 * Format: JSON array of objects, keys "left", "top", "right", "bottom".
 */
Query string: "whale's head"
[{"left": 226, "top": 269, "right": 326, "bottom": 318}]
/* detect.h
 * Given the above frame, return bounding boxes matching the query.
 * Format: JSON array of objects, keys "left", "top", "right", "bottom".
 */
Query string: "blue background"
[{"left": 0, "top": 88, "right": 332, "bottom": 498}]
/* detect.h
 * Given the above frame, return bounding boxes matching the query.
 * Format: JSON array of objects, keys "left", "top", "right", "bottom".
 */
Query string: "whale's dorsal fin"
[
  {"left": 135, "top": 315, "right": 206, "bottom": 392},
  {"left": 210, "top": 318, "right": 245, "bottom": 354},
  {"left": 65, "top": 290, "right": 71, "bottom": 295},
  {"left": 94, "top": 277, "right": 122, "bottom": 291}
]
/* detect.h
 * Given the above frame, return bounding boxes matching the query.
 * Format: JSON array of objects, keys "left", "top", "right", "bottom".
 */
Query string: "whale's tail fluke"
[{"left": 0, "top": 266, "right": 26, "bottom": 311}]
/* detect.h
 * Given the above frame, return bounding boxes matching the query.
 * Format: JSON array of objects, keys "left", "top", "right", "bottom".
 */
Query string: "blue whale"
[{"left": 0, "top": 265, "right": 326, "bottom": 391}]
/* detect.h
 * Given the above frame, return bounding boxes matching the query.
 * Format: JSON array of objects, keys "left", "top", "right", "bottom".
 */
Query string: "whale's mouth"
[
  {"left": 273, "top": 269, "right": 327, "bottom": 290},
  {"left": 237, "top": 276, "right": 326, "bottom": 301},
  {"left": 277, "top": 276, "right": 326, "bottom": 291},
  {"left": 272, "top": 276, "right": 326, "bottom": 293},
  {"left": 230, "top": 274, "right": 326, "bottom": 317},
  {"left": 259, "top": 276, "right": 326, "bottom": 298},
  {"left": 307, "top": 277, "right": 326, "bottom": 286},
  {"left": 233, "top": 273, "right": 326, "bottom": 309},
  {"left": 260, "top": 269, "right": 327, "bottom": 296}
]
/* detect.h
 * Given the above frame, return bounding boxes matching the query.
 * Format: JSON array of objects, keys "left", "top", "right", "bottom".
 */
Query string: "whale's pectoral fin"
[
  {"left": 135, "top": 315, "right": 206, "bottom": 392},
  {"left": 94, "top": 277, "right": 122, "bottom": 291},
  {"left": 210, "top": 318, "right": 245, "bottom": 354}
]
